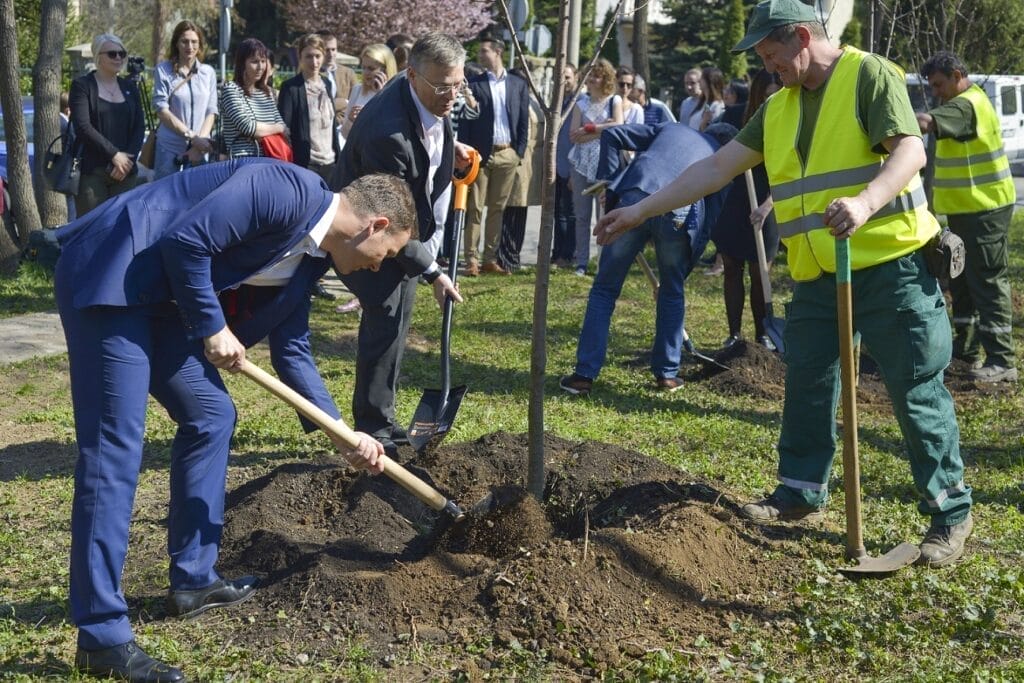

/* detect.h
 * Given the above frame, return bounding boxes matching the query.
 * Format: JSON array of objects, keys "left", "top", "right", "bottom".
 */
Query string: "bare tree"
[
  {"left": 631, "top": 0, "right": 649, "bottom": 83},
  {"left": 494, "top": 0, "right": 627, "bottom": 499},
  {"left": 0, "top": 0, "right": 42, "bottom": 274},
  {"left": 33, "top": 0, "right": 70, "bottom": 229}
]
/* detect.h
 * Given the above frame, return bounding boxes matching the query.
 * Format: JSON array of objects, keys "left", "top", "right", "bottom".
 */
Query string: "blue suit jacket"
[
  {"left": 55, "top": 158, "right": 340, "bottom": 427},
  {"left": 600, "top": 123, "right": 730, "bottom": 259},
  {"left": 457, "top": 71, "right": 530, "bottom": 163},
  {"left": 56, "top": 159, "right": 333, "bottom": 339}
]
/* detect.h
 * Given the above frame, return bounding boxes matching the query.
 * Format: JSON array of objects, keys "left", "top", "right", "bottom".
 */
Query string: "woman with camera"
[
  {"left": 151, "top": 21, "right": 218, "bottom": 178},
  {"left": 69, "top": 33, "right": 145, "bottom": 216},
  {"left": 219, "top": 38, "right": 287, "bottom": 159}
]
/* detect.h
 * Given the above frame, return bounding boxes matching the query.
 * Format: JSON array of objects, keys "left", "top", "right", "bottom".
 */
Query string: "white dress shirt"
[
  {"left": 409, "top": 83, "right": 452, "bottom": 261},
  {"left": 487, "top": 69, "right": 512, "bottom": 146}
]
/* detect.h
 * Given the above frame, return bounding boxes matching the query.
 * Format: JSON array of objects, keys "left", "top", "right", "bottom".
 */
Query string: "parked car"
[{"left": 0, "top": 96, "right": 37, "bottom": 242}]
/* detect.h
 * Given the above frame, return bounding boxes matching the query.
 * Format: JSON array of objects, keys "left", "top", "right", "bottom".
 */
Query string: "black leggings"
[{"left": 721, "top": 253, "right": 769, "bottom": 338}]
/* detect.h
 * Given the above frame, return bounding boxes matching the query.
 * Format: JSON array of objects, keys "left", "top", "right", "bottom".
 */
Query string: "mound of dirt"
[
  {"left": 683, "top": 340, "right": 990, "bottom": 406},
  {"left": 216, "top": 432, "right": 800, "bottom": 673}
]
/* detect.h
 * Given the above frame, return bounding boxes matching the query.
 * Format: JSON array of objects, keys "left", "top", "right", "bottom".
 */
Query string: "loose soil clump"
[{"left": 217, "top": 432, "right": 802, "bottom": 674}]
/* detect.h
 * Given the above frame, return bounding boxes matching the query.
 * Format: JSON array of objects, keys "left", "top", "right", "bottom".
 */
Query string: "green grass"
[
  {"left": 0, "top": 262, "right": 56, "bottom": 318},
  {"left": 0, "top": 215, "right": 1022, "bottom": 680}
]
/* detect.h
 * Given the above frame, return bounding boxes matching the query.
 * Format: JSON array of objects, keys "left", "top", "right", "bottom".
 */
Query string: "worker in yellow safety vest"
[
  {"left": 917, "top": 51, "right": 1018, "bottom": 384},
  {"left": 594, "top": 0, "right": 973, "bottom": 567}
]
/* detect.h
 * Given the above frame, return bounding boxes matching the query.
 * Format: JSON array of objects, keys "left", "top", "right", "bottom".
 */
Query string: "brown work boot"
[
  {"left": 559, "top": 373, "right": 593, "bottom": 396},
  {"left": 655, "top": 376, "right": 684, "bottom": 393},
  {"left": 916, "top": 512, "right": 973, "bottom": 568},
  {"left": 464, "top": 260, "right": 480, "bottom": 277},
  {"left": 740, "top": 494, "right": 825, "bottom": 523}
]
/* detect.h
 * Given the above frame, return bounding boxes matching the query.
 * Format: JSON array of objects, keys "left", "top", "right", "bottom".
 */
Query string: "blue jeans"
[
  {"left": 575, "top": 203, "right": 692, "bottom": 380},
  {"left": 552, "top": 175, "right": 575, "bottom": 262}
]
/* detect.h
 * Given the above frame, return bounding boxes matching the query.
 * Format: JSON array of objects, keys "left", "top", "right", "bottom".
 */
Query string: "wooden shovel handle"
[
  {"left": 835, "top": 239, "right": 866, "bottom": 560},
  {"left": 744, "top": 170, "right": 774, "bottom": 307},
  {"left": 237, "top": 361, "right": 452, "bottom": 513}
]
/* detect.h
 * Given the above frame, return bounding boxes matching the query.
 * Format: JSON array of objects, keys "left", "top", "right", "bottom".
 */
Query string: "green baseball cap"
[{"left": 732, "top": 0, "right": 819, "bottom": 53}]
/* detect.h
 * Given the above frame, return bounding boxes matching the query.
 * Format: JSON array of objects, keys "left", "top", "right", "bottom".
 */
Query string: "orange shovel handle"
[{"left": 453, "top": 149, "right": 480, "bottom": 212}]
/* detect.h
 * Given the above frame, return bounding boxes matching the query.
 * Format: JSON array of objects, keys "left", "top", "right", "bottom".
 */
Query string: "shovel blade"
[
  {"left": 407, "top": 385, "right": 468, "bottom": 452},
  {"left": 837, "top": 542, "right": 920, "bottom": 578},
  {"left": 763, "top": 305, "right": 786, "bottom": 354}
]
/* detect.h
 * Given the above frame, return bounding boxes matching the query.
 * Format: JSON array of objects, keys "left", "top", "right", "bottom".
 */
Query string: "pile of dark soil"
[
  {"left": 682, "top": 339, "right": 993, "bottom": 405},
  {"left": 217, "top": 432, "right": 800, "bottom": 673}
]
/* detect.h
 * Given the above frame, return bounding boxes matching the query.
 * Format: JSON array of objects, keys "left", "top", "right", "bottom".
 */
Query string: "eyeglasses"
[
  {"left": 417, "top": 74, "right": 468, "bottom": 96},
  {"left": 102, "top": 50, "right": 127, "bottom": 59},
  {"left": 617, "top": 81, "right": 633, "bottom": 88}
]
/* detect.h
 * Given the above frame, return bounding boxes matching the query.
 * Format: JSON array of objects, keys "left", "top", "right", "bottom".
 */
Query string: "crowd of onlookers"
[{"left": 65, "top": 22, "right": 785, "bottom": 346}]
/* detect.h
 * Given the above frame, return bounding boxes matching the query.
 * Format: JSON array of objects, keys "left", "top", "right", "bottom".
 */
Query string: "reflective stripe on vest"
[
  {"left": 763, "top": 47, "right": 939, "bottom": 281},
  {"left": 932, "top": 85, "right": 1016, "bottom": 213}
]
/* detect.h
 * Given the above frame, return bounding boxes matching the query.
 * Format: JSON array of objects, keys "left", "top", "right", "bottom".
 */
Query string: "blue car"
[
  {"left": 0, "top": 96, "right": 37, "bottom": 239},
  {"left": 0, "top": 96, "right": 36, "bottom": 180}
]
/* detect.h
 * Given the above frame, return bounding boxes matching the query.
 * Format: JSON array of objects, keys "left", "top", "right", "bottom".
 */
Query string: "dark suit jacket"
[
  {"left": 278, "top": 74, "right": 342, "bottom": 168},
  {"left": 338, "top": 73, "right": 449, "bottom": 297},
  {"left": 457, "top": 70, "right": 529, "bottom": 163},
  {"left": 69, "top": 72, "right": 145, "bottom": 174},
  {"left": 54, "top": 158, "right": 341, "bottom": 426}
]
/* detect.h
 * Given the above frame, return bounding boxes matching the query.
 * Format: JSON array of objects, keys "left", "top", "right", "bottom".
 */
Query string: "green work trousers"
[
  {"left": 773, "top": 250, "right": 972, "bottom": 525},
  {"left": 947, "top": 204, "right": 1016, "bottom": 368}
]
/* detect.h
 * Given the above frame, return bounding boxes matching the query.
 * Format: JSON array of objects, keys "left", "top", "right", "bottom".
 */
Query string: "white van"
[{"left": 907, "top": 73, "right": 1024, "bottom": 163}]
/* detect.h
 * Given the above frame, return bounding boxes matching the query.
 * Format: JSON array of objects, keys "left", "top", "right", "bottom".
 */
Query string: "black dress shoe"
[
  {"left": 75, "top": 640, "right": 184, "bottom": 682},
  {"left": 390, "top": 425, "right": 409, "bottom": 445},
  {"left": 309, "top": 282, "right": 336, "bottom": 300},
  {"left": 166, "top": 575, "right": 258, "bottom": 619}
]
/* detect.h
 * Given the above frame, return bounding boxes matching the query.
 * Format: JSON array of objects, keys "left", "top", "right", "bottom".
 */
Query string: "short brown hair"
[
  {"left": 296, "top": 34, "right": 326, "bottom": 56},
  {"left": 343, "top": 174, "right": 418, "bottom": 240}
]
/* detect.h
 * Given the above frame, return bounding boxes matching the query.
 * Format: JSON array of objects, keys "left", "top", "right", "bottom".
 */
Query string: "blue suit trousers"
[{"left": 57, "top": 273, "right": 236, "bottom": 650}]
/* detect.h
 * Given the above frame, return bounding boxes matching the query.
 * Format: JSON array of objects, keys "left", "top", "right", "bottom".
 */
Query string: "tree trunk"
[
  {"left": 526, "top": 0, "right": 571, "bottom": 501},
  {"left": 33, "top": 0, "right": 69, "bottom": 228},
  {"left": 631, "top": 0, "right": 649, "bottom": 83},
  {"left": 0, "top": 0, "right": 42, "bottom": 262}
]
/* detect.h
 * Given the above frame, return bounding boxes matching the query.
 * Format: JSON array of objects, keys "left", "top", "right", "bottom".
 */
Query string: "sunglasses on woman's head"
[{"left": 103, "top": 50, "right": 127, "bottom": 59}]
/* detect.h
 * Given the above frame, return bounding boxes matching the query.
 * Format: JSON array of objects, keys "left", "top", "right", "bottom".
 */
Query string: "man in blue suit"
[
  {"left": 456, "top": 34, "right": 530, "bottom": 274},
  {"left": 55, "top": 158, "right": 417, "bottom": 682},
  {"left": 559, "top": 123, "right": 728, "bottom": 396}
]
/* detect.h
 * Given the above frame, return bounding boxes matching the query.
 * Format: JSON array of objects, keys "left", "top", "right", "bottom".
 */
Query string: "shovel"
[
  {"left": 238, "top": 361, "right": 466, "bottom": 520},
  {"left": 833, "top": 238, "right": 920, "bottom": 576},
  {"left": 744, "top": 170, "right": 785, "bottom": 353},
  {"left": 407, "top": 149, "right": 481, "bottom": 453},
  {"left": 635, "top": 251, "right": 659, "bottom": 300}
]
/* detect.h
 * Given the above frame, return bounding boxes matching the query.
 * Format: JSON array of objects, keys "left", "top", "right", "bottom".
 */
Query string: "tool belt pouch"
[{"left": 923, "top": 229, "right": 965, "bottom": 280}]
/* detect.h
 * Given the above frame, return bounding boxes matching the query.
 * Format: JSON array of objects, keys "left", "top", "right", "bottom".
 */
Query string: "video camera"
[{"left": 126, "top": 56, "right": 146, "bottom": 79}]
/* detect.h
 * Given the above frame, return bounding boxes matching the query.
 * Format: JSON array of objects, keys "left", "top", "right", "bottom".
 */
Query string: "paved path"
[{"left": 0, "top": 311, "right": 66, "bottom": 365}]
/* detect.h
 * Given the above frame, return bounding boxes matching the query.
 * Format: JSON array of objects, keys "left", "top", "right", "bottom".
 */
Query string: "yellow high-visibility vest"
[
  {"left": 764, "top": 47, "right": 938, "bottom": 281},
  {"left": 932, "top": 84, "right": 1016, "bottom": 214}
]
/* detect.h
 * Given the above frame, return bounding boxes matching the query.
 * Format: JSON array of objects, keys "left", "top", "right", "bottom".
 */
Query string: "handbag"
[
  {"left": 139, "top": 68, "right": 195, "bottom": 169},
  {"left": 43, "top": 124, "right": 82, "bottom": 196},
  {"left": 138, "top": 125, "right": 158, "bottom": 168},
  {"left": 259, "top": 132, "right": 293, "bottom": 162}
]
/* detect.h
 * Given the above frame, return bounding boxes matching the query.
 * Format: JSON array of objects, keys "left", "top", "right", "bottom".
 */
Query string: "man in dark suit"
[
  {"left": 55, "top": 159, "right": 415, "bottom": 682},
  {"left": 559, "top": 123, "right": 729, "bottom": 396},
  {"left": 338, "top": 33, "right": 469, "bottom": 450},
  {"left": 456, "top": 35, "right": 530, "bottom": 275}
]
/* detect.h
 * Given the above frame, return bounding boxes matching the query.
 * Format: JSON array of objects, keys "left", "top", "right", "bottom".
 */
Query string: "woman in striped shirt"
[{"left": 219, "top": 38, "right": 287, "bottom": 158}]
